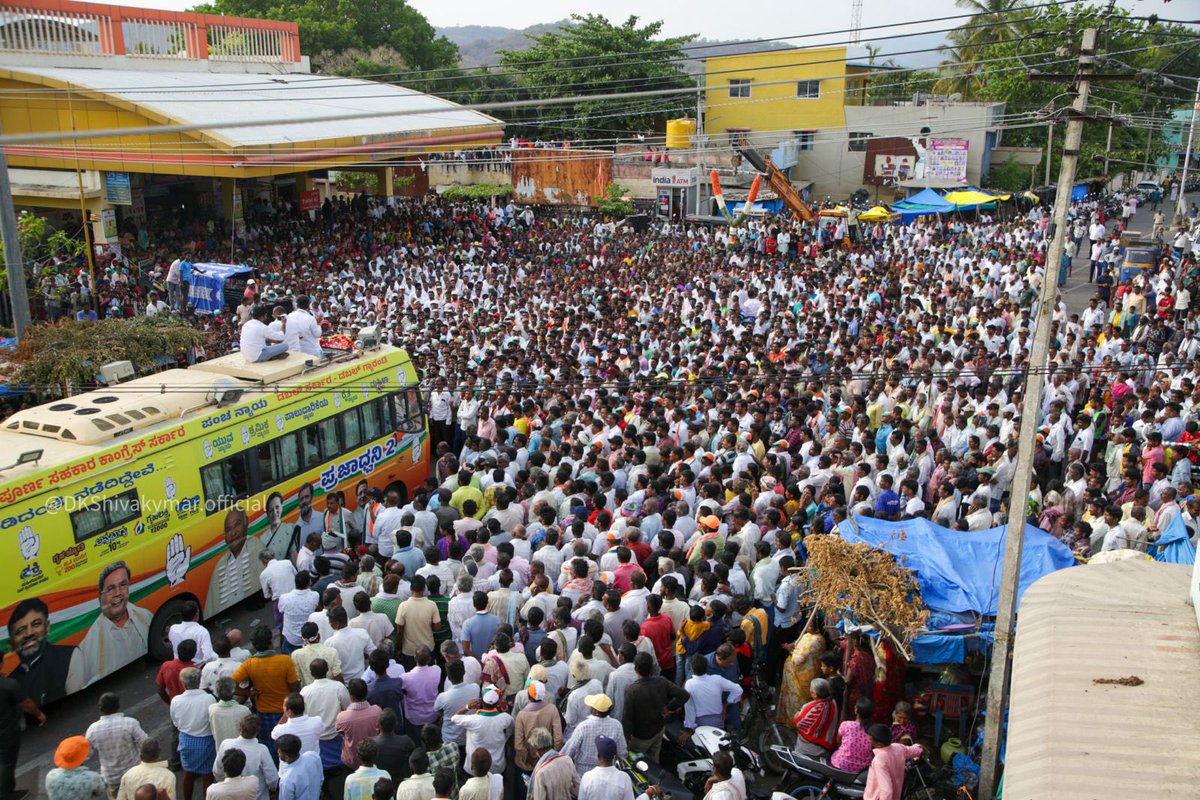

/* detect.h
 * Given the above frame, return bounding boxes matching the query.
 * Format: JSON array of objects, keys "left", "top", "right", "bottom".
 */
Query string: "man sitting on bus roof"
[{"left": 240, "top": 304, "right": 288, "bottom": 363}]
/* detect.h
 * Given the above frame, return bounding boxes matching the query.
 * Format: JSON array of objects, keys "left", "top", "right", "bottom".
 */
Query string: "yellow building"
[{"left": 703, "top": 46, "right": 871, "bottom": 143}]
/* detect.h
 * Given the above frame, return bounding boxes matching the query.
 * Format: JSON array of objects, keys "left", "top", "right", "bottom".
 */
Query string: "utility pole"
[
  {"left": 1044, "top": 122, "right": 1054, "bottom": 185},
  {"left": 0, "top": 129, "right": 32, "bottom": 339},
  {"left": 1146, "top": 101, "right": 1159, "bottom": 176},
  {"left": 1175, "top": 77, "right": 1199, "bottom": 224},
  {"left": 1104, "top": 101, "right": 1116, "bottom": 182},
  {"left": 978, "top": 27, "right": 1098, "bottom": 800}
]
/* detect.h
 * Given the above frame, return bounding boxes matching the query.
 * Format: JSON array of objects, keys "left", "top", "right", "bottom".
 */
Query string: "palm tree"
[
  {"left": 932, "top": 44, "right": 983, "bottom": 100},
  {"left": 953, "top": 0, "right": 1027, "bottom": 47}
]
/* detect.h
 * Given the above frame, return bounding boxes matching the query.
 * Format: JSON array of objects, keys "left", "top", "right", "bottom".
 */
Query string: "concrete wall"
[
  {"left": 792, "top": 102, "right": 1004, "bottom": 199},
  {"left": 426, "top": 161, "right": 511, "bottom": 191}
]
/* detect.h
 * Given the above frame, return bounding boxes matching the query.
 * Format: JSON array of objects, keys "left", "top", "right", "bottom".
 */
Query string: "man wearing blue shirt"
[
  {"left": 277, "top": 734, "right": 322, "bottom": 800},
  {"left": 460, "top": 593, "right": 500, "bottom": 659},
  {"left": 873, "top": 474, "right": 902, "bottom": 521}
]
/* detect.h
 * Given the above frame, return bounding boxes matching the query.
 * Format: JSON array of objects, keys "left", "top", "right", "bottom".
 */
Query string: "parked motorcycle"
[
  {"left": 660, "top": 720, "right": 763, "bottom": 796},
  {"left": 769, "top": 745, "right": 942, "bottom": 800}
]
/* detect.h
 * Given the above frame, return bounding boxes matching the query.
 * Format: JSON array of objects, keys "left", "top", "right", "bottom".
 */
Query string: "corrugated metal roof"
[
  {"left": 8, "top": 67, "right": 502, "bottom": 147},
  {"left": 1005, "top": 560, "right": 1200, "bottom": 799}
]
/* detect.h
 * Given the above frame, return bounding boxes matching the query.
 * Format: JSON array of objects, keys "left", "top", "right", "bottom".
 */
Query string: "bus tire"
[{"left": 148, "top": 597, "right": 190, "bottom": 662}]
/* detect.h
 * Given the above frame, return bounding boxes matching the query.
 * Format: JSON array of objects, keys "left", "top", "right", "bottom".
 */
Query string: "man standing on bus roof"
[
  {"left": 76, "top": 561, "right": 154, "bottom": 688},
  {"left": 286, "top": 296, "right": 324, "bottom": 360},
  {"left": 3, "top": 597, "right": 85, "bottom": 706},
  {"left": 240, "top": 305, "right": 288, "bottom": 364},
  {"left": 206, "top": 507, "right": 266, "bottom": 619}
]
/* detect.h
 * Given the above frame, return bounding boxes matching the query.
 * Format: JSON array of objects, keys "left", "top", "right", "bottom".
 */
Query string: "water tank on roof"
[{"left": 665, "top": 118, "right": 696, "bottom": 149}]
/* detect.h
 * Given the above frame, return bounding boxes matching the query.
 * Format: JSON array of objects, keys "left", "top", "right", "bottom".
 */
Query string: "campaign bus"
[{"left": 0, "top": 344, "right": 427, "bottom": 705}]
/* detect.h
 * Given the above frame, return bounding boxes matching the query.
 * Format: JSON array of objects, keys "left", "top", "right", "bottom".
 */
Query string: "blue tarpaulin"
[
  {"left": 1148, "top": 514, "right": 1197, "bottom": 565},
  {"left": 187, "top": 262, "right": 252, "bottom": 314},
  {"left": 912, "top": 625, "right": 994, "bottom": 664},
  {"left": 1070, "top": 183, "right": 1088, "bottom": 201},
  {"left": 841, "top": 516, "right": 1076, "bottom": 616}
]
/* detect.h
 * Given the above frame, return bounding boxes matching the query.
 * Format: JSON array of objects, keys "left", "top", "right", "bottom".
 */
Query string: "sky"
[{"left": 124, "top": 0, "right": 1175, "bottom": 43}]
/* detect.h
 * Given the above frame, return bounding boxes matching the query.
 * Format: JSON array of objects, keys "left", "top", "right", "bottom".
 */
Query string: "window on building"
[
  {"left": 848, "top": 132, "right": 873, "bottom": 152},
  {"left": 796, "top": 80, "right": 821, "bottom": 99},
  {"left": 728, "top": 79, "right": 751, "bottom": 98},
  {"left": 795, "top": 131, "right": 816, "bottom": 151}
]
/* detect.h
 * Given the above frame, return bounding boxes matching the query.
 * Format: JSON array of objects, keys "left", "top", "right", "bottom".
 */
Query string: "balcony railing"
[{"left": 0, "top": 0, "right": 300, "bottom": 62}]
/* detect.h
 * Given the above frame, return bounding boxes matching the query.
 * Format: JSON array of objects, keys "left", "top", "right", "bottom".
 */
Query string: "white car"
[{"left": 1135, "top": 180, "right": 1161, "bottom": 195}]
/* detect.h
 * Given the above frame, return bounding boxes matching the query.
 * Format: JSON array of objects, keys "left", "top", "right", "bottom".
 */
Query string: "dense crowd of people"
[{"left": 17, "top": 179, "right": 1200, "bottom": 800}]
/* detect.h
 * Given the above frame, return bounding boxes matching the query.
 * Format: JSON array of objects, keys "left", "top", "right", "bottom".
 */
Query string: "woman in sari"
[
  {"left": 776, "top": 614, "right": 825, "bottom": 724},
  {"left": 844, "top": 633, "right": 877, "bottom": 711},
  {"left": 871, "top": 638, "right": 907, "bottom": 724}
]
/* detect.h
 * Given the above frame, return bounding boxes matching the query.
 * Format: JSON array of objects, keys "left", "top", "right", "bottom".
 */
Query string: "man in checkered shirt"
[
  {"left": 560, "top": 693, "right": 627, "bottom": 774},
  {"left": 84, "top": 692, "right": 149, "bottom": 796}
]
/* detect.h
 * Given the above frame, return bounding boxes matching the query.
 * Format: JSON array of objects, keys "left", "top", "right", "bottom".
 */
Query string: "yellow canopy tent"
[
  {"left": 943, "top": 190, "right": 1004, "bottom": 206},
  {"left": 858, "top": 206, "right": 899, "bottom": 222}
]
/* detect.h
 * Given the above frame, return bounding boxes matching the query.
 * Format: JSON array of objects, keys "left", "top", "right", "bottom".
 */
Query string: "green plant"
[
  {"left": 332, "top": 170, "right": 379, "bottom": 193},
  {"left": 441, "top": 184, "right": 514, "bottom": 201},
  {"left": 595, "top": 182, "right": 635, "bottom": 217},
  {"left": 0, "top": 212, "right": 84, "bottom": 287},
  {"left": 987, "top": 157, "right": 1034, "bottom": 192},
  {"left": 9, "top": 316, "right": 213, "bottom": 396}
]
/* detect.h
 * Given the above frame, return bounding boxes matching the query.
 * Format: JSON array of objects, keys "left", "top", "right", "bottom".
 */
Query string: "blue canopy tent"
[
  {"left": 840, "top": 516, "right": 1076, "bottom": 662},
  {"left": 187, "top": 262, "right": 254, "bottom": 314},
  {"left": 892, "top": 188, "right": 954, "bottom": 221}
]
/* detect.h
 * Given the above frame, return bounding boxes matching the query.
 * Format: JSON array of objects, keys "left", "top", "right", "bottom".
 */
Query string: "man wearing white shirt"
[
  {"left": 240, "top": 305, "right": 287, "bottom": 362},
  {"left": 259, "top": 552, "right": 296, "bottom": 603},
  {"left": 277, "top": 573, "right": 319, "bottom": 654},
  {"left": 298, "top": 659, "right": 349, "bottom": 767},
  {"left": 325, "top": 606, "right": 372, "bottom": 681},
  {"left": 683, "top": 655, "right": 743, "bottom": 729},
  {"left": 271, "top": 694, "right": 324, "bottom": 755},
  {"left": 285, "top": 295, "right": 324, "bottom": 359},
  {"left": 372, "top": 492, "right": 405, "bottom": 559},
  {"left": 169, "top": 602, "right": 214, "bottom": 664}
]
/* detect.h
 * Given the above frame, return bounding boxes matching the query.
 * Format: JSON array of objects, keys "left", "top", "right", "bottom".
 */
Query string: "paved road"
[
  {"left": 1060, "top": 191, "right": 1197, "bottom": 315},
  {"left": 16, "top": 600, "right": 264, "bottom": 797}
]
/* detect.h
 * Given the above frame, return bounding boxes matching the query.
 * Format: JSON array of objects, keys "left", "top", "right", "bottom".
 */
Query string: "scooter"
[
  {"left": 660, "top": 720, "right": 763, "bottom": 797},
  {"left": 620, "top": 753, "right": 691, "bottom": 799},
  {"left": 770, "top": 745, "right": 942, "bottom": 800}
]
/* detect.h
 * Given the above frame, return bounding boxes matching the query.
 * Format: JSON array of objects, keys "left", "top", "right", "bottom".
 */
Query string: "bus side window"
[
  {"left": 201, "top": 452, "right": 250, "bottom": 513},
  {"left": 389, "top": 392, "right": 408, "bottom": 432},
  {"left": 301, "top": 425, "right": 322, "bottom": 470},
  {"left": 318, "top": 417, "right": 340, "bottom": 460},
  {"left": 405, "top": 388, "right": 424, "bottom": 428},
  {"left": 342, "top": 407, "right": 364, "bottom": 450},
  {"left": 70, "top": 488, "right": 141, "bottom": 543},
  {"left": 277, "top": 433, "right": 302, "bottom": 480},
  {"left": 256, "top": 442, "right": 278, "bottom": 486},
  {"left": 362, "top": 399, "right": 384, "bottom": 442}
]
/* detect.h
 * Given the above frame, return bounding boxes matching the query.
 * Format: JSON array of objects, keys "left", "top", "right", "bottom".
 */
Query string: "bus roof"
[
  {"left": 0, "top": 345, "right": 408, "bottom": 479},
  {"left": 1005, "top": 560, "right": 1200, "bottom": 799}
]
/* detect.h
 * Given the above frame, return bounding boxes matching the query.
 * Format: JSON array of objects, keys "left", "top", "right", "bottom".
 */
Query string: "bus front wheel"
[{"left": 148, "top": 597, "right": 189, "bottom": 662}]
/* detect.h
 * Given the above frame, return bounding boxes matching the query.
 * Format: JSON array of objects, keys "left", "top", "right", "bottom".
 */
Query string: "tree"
[
  {"left": 987, "top": 157, "right": 1034, "bottom": 192},
  {"left": 9, "top": 316, "right": 212, "bottom": 396},
  {"left": 190, "top": 0, "right": 458, "bottom": 72},
  {"left": 595, "top": 183, "right": 635, "bottom": 218},
  {"left": 310, "top": 46, "right": 407, "bottom": 77},
  {"left": 962, "top": 5, "right": 1200, "bottom": 181},
  {"left": 0, "top": 211, "right": 85, "bottom": 288},
  {"left": 498, "top": 15, "right": 697, "bottom": 140}
]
